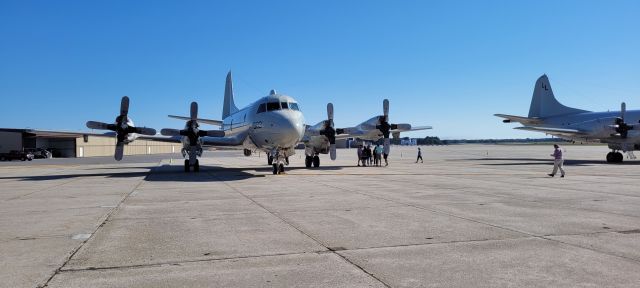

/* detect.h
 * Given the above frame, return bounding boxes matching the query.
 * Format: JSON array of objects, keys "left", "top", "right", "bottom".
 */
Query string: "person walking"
[
  {"left": 357, "top": 145, "right": 363, "bottom": 166},
  {"left": 416, "top": 147, "right": 423, "bottom": 163},
  {"left": 548, "top": 144, "right": 565, "bottom": 177}
]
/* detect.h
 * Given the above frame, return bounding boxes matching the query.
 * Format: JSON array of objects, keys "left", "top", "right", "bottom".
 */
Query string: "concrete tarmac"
[{"left": 1, "top": 144, "right": 640, "bottom": 287}]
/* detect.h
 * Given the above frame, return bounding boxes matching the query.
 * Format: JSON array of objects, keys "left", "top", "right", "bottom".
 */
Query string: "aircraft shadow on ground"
[
  {"left": 0, "top": 171, "right": 151, "bottom": 182},
  {"left": 0, "top": 164, "right": 344, "bottom": 182},
  {"left": 461, "top": 157, "right": 640, "bottom": 166}
]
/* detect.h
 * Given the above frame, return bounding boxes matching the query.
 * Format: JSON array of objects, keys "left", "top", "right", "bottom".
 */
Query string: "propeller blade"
[
  {"left": 161, "top": 128, "right": 181, "bottom": 136},
  {"left": 621, "top": 102, "right": 626, "bottom": 121},
  {"left": 86, "top": 121, "right": 113, "bottom": 131},
  {"left": 120, "top": 96, "right": 130, "bottom": 117},
  {"left": 327, "top": 103, "right": 334, "bottom": 121},
  {"left": 394, "top": 124, "right": 411, "bottom": 131},
  {"left": 330, "top": 144, "right": 337, "bottom": 160},
  {"left": 190, "top": 102, "right": 198, "bottom": 120},
  {"left": 114, "top": 142, "right": 124, "bottom": 161},
  {"left": 383, "top": 138, "right": 390, "bottom": 155},
  {"left": 134, "top": 127, "right": 157, "bottom": 136},
  {"left": 383, "top": 99, "right": 389, "bottom": 121}
]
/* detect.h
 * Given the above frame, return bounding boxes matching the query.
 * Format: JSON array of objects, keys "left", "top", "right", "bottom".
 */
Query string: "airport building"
[{"left": 0, "top": 128, "right": 177, "bottom": 158}]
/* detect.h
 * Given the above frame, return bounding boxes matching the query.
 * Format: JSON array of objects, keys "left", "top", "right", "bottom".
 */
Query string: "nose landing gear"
[{"left": 270, "top": 151, "right": 288, "bottom": 175}]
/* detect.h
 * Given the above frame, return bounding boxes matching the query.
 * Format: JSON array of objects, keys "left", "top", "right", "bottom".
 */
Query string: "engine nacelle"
[{"left": 304, "top": 135, "right": 330, "bottom": 156}]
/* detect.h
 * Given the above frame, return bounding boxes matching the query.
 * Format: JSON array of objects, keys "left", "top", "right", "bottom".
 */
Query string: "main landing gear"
[
  {"left": 606, "top": 151, "right": 623, "bottom": 163},
  {"left": 184, "top": 159, "right": 200, "bottom": 172},
  {"left": 304, "top": 155, "right": 320, "bottom": 168}
]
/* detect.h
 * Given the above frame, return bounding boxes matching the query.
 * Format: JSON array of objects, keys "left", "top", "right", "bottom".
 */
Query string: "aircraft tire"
[
  {"left": 313, "top": 155, "right": 320, "bottom": 168},
  {"left": 268, "top": 156, "right": 273, "bottom": 166},
  {"left": 184, "top": 159, "right": 190, "bottom": 172},
  {"left": 606, "top": 152, "right": 612, "bottom": 163},
  {"left": 615, "top": 152, "right": 624, "bottom": 163},
  {"left": 279, "top": 163, "right": 285, "bottom": 173},
  {"left": 194, "top": 159, "right": 200, "bottom": 172},
  {"left": 305, "top": 156, "right": 312, "bottom": 168},
  {"left": 272, "top": 164, "right": 278, "bottom": 174}
]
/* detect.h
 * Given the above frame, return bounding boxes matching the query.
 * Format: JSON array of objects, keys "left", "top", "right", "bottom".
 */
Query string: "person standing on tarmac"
[
  {"left": 548, "top": 144, "right": 565, "bottom": 178},
  {"left": 366, "top": 145, "right": 373, "bottom": 166},
  {"left": 357, "top": 145, "right": 363, "bottom": 167},
  {"left": 416, "top": 147, "right": 423, "bottom": 163},
  {"left": 375, "top": 144, "right": 384, "bottom": 166}
]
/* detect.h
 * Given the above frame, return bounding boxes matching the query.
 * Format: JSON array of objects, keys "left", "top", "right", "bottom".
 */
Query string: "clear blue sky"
[{"left": 1, "top": 0, "right": 639, "bottom": 139}]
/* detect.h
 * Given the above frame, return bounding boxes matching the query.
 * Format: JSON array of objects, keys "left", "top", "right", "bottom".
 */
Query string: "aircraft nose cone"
[{"left": 270, "top": 112, "right": 304, "bottom": 147}]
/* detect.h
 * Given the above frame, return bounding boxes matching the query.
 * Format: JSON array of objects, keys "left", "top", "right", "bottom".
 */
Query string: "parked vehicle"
[
  {"left": 24, "top": 148, "right": 52, "bottom": 159},
  {"left": 0, "top": 150, "right": 34, "bottom": 161}
]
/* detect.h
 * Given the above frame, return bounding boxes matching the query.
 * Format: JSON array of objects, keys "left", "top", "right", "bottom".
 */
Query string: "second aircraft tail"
[{"left": 528, "top": 75, "right": 588, "bottom": 118}]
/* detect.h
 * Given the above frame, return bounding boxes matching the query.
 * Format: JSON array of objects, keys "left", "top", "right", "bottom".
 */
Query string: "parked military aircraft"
[
  {"left": 496, "top": 75, "right": 640, "bottom": 163},
  {"left": 86, "top": 72, "right": 431, "bottom": 173}
]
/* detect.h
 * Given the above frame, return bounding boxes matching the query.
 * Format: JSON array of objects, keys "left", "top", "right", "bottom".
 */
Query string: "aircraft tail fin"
[
  {"left": 528, "top": 75, "right": 588, "bottom": 118},
  {"left": 222, "top": 71, "right": 239, "bottom": 119}
]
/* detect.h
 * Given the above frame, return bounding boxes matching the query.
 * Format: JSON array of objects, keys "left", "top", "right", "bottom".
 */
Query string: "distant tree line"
[{"left": 393, "top": 136, "right": 570, "bottom": 145}]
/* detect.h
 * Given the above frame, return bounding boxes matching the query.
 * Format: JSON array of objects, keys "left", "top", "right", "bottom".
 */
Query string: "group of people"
[
  {"left": 356, "top": 144, "right": 387, "bottom": 166},
  {"left": 354, "top": 143, "right": 565, "bottom": 177}
]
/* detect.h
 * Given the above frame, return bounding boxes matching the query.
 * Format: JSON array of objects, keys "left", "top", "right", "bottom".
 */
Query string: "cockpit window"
[
  {"left": 267, "top": 102, "right": 280, "bottom": 111},
  {"left": 257, "top": 103, "right": 266, "bottom": 113},
  {"left": 281, "top": 102, "right": 289, "bottom": 109},
  {"left": 289, "top": 102, "right": 299, "bottom": 111}
]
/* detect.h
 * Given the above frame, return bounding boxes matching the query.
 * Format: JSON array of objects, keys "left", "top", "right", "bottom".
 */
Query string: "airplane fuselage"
[
  {"left": 210, "top": 93, "right": 305, "bottom": 156},
  {"left": 536, "top": 110, "right": 640, "bottom": 145}
]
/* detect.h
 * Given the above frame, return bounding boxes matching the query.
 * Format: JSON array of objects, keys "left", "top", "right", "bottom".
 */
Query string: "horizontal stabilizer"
[
  {"left": 494, "top": 114, "right": 542, "bottom": 125},
  {"left": 168, "top": 115, "right": 223, "bottom": 126}
]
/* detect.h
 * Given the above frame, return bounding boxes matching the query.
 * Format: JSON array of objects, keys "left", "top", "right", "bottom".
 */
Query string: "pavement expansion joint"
[
  {"left": 208, "top": 170, "right": 393, "bottom": 288},
  {"left": 58, "top": 251, "right": 326, "bottom": 273},
  {"left": 40, "top": 168, "right": 153, "bottom": 287}
]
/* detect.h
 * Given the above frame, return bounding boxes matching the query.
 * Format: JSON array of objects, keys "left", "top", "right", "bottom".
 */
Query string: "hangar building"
[{"left": 0, "top": 128, "right": 177, "bottom": 158}]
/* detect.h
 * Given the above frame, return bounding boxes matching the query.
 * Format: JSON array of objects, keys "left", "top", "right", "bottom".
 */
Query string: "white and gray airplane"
[
  {"left": 86, "top": 72, "right": 431, "bottom": 173},
  {"left": 496, "top": 75, "right": 640, "bottom": 163}
]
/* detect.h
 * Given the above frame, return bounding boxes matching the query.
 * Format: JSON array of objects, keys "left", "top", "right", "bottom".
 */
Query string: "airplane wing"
[
  {"left": 168, "top": 115, "right": 223, "bottom": 126},
  {"left": 0, "top": 128, "right": 117, "bottom": 138},
  {"left": 391, "top": 125, "right": 432, "bottom": 133},
  {"left": 335, "top": 124, "right": 433, "bottom": 139},
  {"left": 514, "top": 126, "right": 588, "bottom": 137},
  {"left": 136, "top": 134, "right": 245, "bottom": 147},
  {"left": 494, "top": 114, "right": 543, "bottom": 125}
]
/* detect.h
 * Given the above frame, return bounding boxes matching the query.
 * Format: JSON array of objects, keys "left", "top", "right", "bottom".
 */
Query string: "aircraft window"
[
  {"left": 257, "top": 103, "right": 266, "bottom": 113},
  {"left": 281, "top": 102, "right": 289, "bottom": 109},
  {"left": 289, "top": 103, "right": 299, "bottom": 111},
  {"left": 267, "top": 102, "right": 280, "bottom": 111}
]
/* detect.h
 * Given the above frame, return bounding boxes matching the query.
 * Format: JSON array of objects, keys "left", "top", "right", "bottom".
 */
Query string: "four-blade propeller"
[
  {"left": 161, "top": 102, "right": 224, "bottom": 141},
  {"left": 375, "top": 99, "right": 411, "bottom": 155},
  {"left": 86, "top": 96, "right": 156, "bottom": 161},
  {"left": 319, "top": 103, "right": 338, "bottom": 160},
  {"left": 614, "top": 102, "right": 633, "bottom": 138}
]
